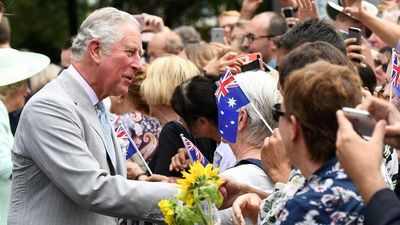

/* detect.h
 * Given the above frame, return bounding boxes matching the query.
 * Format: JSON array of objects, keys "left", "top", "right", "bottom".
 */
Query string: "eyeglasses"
[
  {"left": 272, "top": 103, "right": 289, "bottom": 122},
  {"left": 374, "top": 59, "right": 388, "bottom": 72},
  {"left": 242, "top": 33, "right": 277, "bottom": 43}
]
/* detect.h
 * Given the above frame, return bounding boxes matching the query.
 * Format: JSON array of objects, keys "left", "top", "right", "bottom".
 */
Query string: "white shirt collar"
[{"left": 67, "top": 65, "right": 99, "bottom": 106}]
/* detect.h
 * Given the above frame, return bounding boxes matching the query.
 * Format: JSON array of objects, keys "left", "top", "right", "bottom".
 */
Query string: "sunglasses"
[
  {"left": 272, "top": 103, "right": 290, "bottom": 122},
  {"left": 374, "top": 59, "right": 388, "bottom": 72}
]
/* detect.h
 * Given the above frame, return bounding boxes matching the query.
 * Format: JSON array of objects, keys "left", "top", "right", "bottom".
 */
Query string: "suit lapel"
[{"left": 57, "top": 71, "right": 121, "bottom": 174}]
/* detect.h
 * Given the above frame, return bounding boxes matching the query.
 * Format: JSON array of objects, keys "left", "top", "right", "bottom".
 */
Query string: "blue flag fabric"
[
  {"left": 215, "top": 70, "right": 250, "bottom": 112},
  {"left": 180, "top": 134, "right": 210, "bottom": 166},
  {"left": 215, "top": 69, "right": 250, "bottom": 143},
  {"left": 218, "top": 109, "right": 239, "bottom": 143}
]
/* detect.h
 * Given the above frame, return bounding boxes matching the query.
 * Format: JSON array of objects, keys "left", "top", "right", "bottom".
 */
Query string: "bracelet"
[{"left": 134, "top": 172, "right": 147, "bottom": 180}]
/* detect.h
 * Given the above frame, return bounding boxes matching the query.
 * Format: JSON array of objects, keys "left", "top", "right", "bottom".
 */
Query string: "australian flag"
[
  {"left": 115, "top": 124, "right": 138, "bottom": 159},
  {"left": 215, "top": 69, "right": 250, "bottom": 143},
  {"left": 390, "top": 49, "right": 400, "bottom": 96},
  {"left": 180, "top": 134, "right": 210, "bottom": 167}
]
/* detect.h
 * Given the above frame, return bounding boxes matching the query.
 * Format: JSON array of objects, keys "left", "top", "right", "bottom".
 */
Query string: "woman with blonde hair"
[{"left": 141, "top": 55, "right": 216, "bottom": 177}]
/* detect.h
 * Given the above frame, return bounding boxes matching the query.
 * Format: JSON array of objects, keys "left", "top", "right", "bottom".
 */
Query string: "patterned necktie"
[{"left": 95, "top": 101, "right": 117, "bottom": 169}]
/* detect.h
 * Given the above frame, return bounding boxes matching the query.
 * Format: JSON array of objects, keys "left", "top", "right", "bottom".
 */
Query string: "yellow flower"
[
  {"left": 176, "top": 162, "right": 223, "bottom": 205},
  {"left": 158, "top": 199, "right": 175, "bottom": 225}
]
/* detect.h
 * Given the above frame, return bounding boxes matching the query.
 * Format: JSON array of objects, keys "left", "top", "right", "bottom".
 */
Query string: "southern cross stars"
[{"left": 227, "top": 97, "right": 236, "bottom": 108}]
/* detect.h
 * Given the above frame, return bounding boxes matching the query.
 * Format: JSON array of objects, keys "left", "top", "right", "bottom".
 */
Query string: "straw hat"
[
  {"left": 326, "top": 0, "right": 379, "bottom": 20},
  {"left": 0, "top": 48, "right": 50, "bottom": 86}
]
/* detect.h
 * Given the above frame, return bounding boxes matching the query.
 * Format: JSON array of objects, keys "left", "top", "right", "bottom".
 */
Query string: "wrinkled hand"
[
  {"left": 261, "top": 129, "right": 292, "bottom": 183},
  {"left": 296, "top": 0, "right": 318, "bottom": 22},
  {"left": 169, "top": 148, "right": 190, "bottom": 172},
  {"left": 241, "top": 0, "right": 264, "bottom": 19},
  {"left": 284, "top": 17, "right": 300, "bottom": 28},
  {"left": 341, "top": 0, "right": 364, "bottom": 19},
  {"left": 358, "top": 96, "right": 400, "bottom": 149},
  {"left": 203, "top": 52, "right": 244, "bottom": 76},
  {"left": 232, "top": 193, "right": 262, "bottom": 225},
  {"left": 344, "top": 37, "right": 365, "bottom": 67},
  {"left": 142, "top": 13, "right": 164, "bottom": 32},
  {"left": 336, "top": 110, "right": 388, "bottom": 202},
  {"left": 219, "top": 177, "right": 268, "bottom": 209},
  {"left": 126, "top": 161, "right": 145, "bottom": 180},
  {"left": 141, "top": 174, "right": 172, "bottom": 183}
]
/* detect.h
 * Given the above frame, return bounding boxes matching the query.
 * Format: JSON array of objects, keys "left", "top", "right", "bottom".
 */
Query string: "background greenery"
[{"left": 2, "top": 0, "right": 276, "bottom": 64}]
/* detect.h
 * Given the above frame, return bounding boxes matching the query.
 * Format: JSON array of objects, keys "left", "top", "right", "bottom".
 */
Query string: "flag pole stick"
[
  {"left": 120, "top": 123, "right": 153, "bottom": 176},
  {"left": 249, "top": 102, "right": 275, "bottom": 136}
]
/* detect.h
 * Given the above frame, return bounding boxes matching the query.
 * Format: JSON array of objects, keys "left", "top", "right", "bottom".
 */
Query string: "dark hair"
[
  {"left": 278, "top": 41, "right": 354, "bottom": 90},
  {"left": 63, "top": 36, "right": 74, "bottom": 50},
  {"left": 278, "top": 18, "right": 346, "bottom": 54},
  {"left": 284, "top": 61, "right": 362, "bottom": 162},
  {"left": 357, "top": 64, "right": 377, "bottom": 94},
  {"left": 268, "top": 13, "right": 288, "bottom": 36},
  {"left": 0, "top": 16, "right": 10, "bottom": 45},
  {"left": 171, "top": 75, "right": 218, "bottom": 128}
]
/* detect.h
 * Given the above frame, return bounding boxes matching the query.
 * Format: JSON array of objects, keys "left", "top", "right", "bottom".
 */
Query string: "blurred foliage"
[{"left": 2, "top": 0, "right": 273, "bottom": 63}]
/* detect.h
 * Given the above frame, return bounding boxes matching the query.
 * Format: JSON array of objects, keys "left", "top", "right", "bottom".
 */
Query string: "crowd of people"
[{"left": 1, "top": 0, "right": 400, "bottom": 224}]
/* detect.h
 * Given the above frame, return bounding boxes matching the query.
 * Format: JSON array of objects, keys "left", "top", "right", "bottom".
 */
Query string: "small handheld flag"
[
  {"left": 180, "top": 134, "right": 210, "bottom": 167},
  {"left": 215, "top": 69, "right": 250, "bottom": 143},
  {"left": 115, "top": 123, "right": 153, "bottom": 175}
]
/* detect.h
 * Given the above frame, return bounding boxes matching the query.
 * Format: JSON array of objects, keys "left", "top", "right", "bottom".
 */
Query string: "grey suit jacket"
[{"left": 8, "top": 70, "right": 177, "bottom": 225}]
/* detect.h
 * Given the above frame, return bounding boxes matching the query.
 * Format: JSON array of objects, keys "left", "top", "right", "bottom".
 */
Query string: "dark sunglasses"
[
  {"left": 272, "top": 103, "right": 289, "bottom": 122},
  {"left": 374, "top": 59, "right": 388, "bottom": 72}
]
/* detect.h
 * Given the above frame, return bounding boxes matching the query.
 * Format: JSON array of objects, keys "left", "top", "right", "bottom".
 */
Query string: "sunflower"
[{"left": 158, "top": 199, "right": 175, "bottom": 225}]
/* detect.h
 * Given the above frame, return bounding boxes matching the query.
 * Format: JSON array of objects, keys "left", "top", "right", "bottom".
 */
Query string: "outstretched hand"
[{"left": 232, "top": 193, "right": 262, "bottom": 225}]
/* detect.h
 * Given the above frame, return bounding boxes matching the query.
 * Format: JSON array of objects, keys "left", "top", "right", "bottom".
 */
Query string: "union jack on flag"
[
  {"left": 215, "top": 70, "right": 239, "bottom": 103},
  {"left": 391, "top": 50, "right": 400, "bottom": 91},
  {"left": 115, "top": 125, "right": 129, "bottom": 141},
  {"left": 180, "top": 134, "right": 209, "bottom": 167}
]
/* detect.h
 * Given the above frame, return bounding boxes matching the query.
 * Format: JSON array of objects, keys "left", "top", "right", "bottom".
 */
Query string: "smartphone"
[
  {"left": 211, "top": 27, "right": 224, "bottom": 44},
  {"left": 282, "top": 7, "right": 294, "bottom": 18},
  {"left": 342, "top": 107, "right": 376, "bottom": 138},
  {"left": 235, "top": 53, "right": 263, "bottom": 72},
  {"left": 236, "top": 52, "right": 262, "bottom": 65},
  {"left": 348, "top": 27, "right": 362, "bottom": 63}
]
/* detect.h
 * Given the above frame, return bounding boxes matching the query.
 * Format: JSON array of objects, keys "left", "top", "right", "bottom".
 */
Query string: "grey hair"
[
  {"left": 235, "top": 70, "right": 281, "bottom": 146},
  {"left": 71, "top": 7, "right": 139, "bottom": 60}
]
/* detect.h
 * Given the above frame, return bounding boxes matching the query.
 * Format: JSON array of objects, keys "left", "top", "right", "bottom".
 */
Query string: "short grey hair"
[
  {"left": 235, "top": 70, "right": 281, "bottom": 146},
  {"left": 71, "top": 7, "right": 139, "bottom": 60}
]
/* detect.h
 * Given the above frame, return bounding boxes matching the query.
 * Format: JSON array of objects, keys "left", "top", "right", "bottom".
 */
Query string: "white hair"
[
  {"left": 235, "top": 70, "right": 281, "bottom": 146},
  {"left": 71, "top": 7, "right": 139, "bottom": 60}
]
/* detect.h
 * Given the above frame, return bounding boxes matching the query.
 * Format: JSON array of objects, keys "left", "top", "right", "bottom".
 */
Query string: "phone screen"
[
  {"left": 211, "top": 28, "right": 224, "bottom": 44},
  {"left": 348, "top": 27, "right": 362, "bottom": 63},
  {"left": 342, "top": 107, "right": 376, "bottom": 138}
]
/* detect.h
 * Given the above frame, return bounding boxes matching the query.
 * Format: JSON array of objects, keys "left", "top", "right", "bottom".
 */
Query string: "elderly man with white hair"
[
  {"left": 8, "top": 7, "right": 178, "bottom": 225},
  {"left": 218, "top": 70, "right": 281, "bottom": 224}
]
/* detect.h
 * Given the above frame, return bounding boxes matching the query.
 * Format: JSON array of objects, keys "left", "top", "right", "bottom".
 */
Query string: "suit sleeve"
[
  {"left": 14, "top": 96, "right": 177, "bottom": 222},
  {"left": 365, "top": 188, "right": 400, "bottom": 225}
]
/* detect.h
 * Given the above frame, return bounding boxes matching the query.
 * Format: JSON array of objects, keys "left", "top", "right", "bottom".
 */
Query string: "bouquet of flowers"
[{"left": 158, "top": 161, "right": 224, "bottom": 225}]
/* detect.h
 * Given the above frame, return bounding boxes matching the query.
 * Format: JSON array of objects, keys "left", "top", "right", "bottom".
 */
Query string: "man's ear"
[
  {"left": 289, "top": 115, "right": 300, "bottom": 141},
  {"left": 87, "top": 39, "right": 102, "bottom": 64},
  {"left": 118, "top": 95, "right": 125, "bottom": 104},
  {"left": 238, "top": 109, "right": 249, "bottom": 132}
]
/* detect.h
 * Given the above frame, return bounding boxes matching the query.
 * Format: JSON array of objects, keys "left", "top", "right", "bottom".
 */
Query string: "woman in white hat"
[{"left": 0, "top": 48, "right": 49, "bottom": 225}]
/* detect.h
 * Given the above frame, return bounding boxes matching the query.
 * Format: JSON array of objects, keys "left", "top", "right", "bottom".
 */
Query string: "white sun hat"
[
  {"left": 326, "top": 0, "right": 378, "bottom": 21},
  {"left": 0, "top": 48, "right": 50, "bottom": 86}
]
